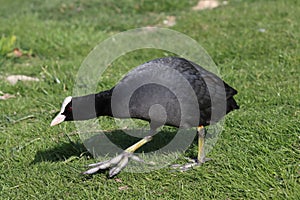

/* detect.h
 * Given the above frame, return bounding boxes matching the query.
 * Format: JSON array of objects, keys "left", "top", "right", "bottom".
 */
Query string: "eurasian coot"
[{"left": 51, "top": 57, "right": 239, "bottom": 177}]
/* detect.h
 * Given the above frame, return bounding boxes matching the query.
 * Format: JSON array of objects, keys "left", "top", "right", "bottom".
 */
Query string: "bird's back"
[{"left": 110, "top": 57, "right": 238, "bottom": 128}]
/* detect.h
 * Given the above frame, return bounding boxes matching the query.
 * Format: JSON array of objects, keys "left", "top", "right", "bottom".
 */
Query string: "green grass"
[{"left": 1, "top": 0, "right": 299, "bottom": 199}]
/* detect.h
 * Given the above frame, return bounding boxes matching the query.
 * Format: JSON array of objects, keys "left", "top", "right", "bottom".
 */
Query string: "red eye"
[{"left": 68, "top": 106, "right": 72, "bottom": 112}]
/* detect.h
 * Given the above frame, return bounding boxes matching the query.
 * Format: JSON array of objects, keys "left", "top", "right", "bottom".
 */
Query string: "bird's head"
[{"left": 50, "top": 96, "right": 74, "bottom": 126}]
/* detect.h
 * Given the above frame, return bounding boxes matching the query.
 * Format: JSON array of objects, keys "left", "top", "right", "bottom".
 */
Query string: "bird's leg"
[
  {"left": 125, "top": 135, "right": 152, "bottom": 153},
  {"left": 197, "top": 126, "right": 211, "bottom": 163},
  {"left": 171, "top": 126, "right": 211, "bottom": 171},
  {"left": 83, "top": 133, "right": 154, "bottom": 177}
]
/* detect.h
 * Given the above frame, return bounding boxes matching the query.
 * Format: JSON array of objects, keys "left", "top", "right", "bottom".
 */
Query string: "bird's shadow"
[{"left": 32, "top": 128, "right": 197, "bottom": 164}]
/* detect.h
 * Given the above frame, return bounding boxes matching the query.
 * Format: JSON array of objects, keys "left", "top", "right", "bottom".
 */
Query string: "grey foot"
[
  {"left": 171, "top": 157, "right": 211, "bottom": 172},
  {"left": 83, "top": 151, "right": 144, "bottom": 177}
]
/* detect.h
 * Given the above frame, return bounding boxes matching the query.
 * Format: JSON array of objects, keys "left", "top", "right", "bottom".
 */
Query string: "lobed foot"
[
  {"left": 83, "top": 151, "right": 144, "bottom": 177},
  {"left": 171, "top": 157, "right": 211, "bottom": 172}
]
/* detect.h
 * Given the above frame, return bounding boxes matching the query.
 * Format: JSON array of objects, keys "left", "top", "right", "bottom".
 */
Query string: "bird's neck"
[
  {"left": 95, "top": 89, "right": 113, "bottom": 117},
  {"left": 72, "top": 89, "right": 113, "bottom": 120}
]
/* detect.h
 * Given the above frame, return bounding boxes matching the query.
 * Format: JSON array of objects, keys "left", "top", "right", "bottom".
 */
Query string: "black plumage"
[{"left": 51, "top": 57, "right": 239, "bottom": 177}]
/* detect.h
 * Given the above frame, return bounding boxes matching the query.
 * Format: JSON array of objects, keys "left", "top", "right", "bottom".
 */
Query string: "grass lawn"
[{"left": 1, "top": 0, "right": 299, "bottom": 199}]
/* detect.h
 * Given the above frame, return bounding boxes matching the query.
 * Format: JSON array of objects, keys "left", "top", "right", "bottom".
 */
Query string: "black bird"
[{"left": 51, "top": 57, "right": 239, "bottom": 177}]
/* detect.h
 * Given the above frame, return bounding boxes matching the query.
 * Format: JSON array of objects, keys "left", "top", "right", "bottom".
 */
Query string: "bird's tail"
[{"left": 226, "top": 97, "right": 239, "bottom": 114}]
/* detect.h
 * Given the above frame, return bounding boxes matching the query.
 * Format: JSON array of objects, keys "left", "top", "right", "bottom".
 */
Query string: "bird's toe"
[
  {"left": 171, "top": 157, "right": 212, "bottom": 172},
  {"left": 109, "top": 155, "right": 129, "bottom": 178},
  {"left": 83, "top": 151, "right": 146, "bottom": 177},
  {"left": 171, "top": 161, "right": 198, "bottom": 172},
  {"left": 198, "top": 157, "right": 212, "bottom": 164}
]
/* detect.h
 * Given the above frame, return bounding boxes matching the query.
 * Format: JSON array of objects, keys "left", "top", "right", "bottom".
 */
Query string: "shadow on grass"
[
  {"left": 32, "top": 141, "right": 88, "bottom": 164},
  {"left": 32, "top": 128, "right": 197, "bottom": 164}
]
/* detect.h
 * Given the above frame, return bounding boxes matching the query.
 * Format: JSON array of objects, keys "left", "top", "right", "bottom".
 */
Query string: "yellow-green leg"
[
  {"left": 171, "top": 126, "right": 210, "bottom": 171},
  {"left": 197, "top": 126, "right": 210, "bottom": 163},
  {"left": 125, "top": 136, "right": 152, "bottom": 153}
]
